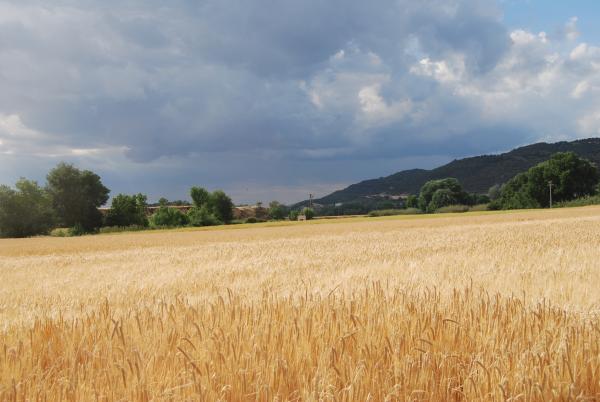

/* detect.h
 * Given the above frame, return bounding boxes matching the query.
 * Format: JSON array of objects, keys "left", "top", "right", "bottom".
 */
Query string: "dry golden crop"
[{"left": 1, "top": 207, "right": 600, "bottom": 401}]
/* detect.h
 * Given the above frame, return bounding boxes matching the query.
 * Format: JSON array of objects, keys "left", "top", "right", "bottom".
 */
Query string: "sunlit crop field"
[{"left": 2, "top": 207, "right": 600, "bottom": 401}]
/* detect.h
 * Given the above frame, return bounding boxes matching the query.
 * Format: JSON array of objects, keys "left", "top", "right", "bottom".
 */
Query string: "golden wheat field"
[{"left": 2, "top": 207, "right": 600, "bottom": 401}]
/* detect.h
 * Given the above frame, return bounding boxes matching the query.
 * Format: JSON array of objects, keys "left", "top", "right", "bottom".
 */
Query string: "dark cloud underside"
[{"left": 0, "top": 1, "right": 599, "bottom": 203}]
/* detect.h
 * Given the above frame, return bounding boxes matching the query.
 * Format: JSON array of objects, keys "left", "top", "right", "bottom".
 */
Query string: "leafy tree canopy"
[
  {"left": 105, "top": 193, "right": 148, "bottom": 227},
  {"left": 208, "top": 190, "right": 234, "bottom": 223},
  {"left": 488, "top": 184, "right": 501, "bottom": 201},
  {"left": 46, "top": 162, "right": 109, "bottom": 231},
  {"left": 492, "top": 152, "right": 599, "bottom": 209},
  {"left": 418, "top": 178, "right": 468, "bottom": 212},
  {"left": 188, "top": 205, "right": 221, "bottom": 227},
  {"left": 190, "top": 187, "right": 211, "bottom": 208},
  {"left": 149, "top": 206, "right": 189, "bottom": 227},
  {"left": 188, "top": 186, "right": 234, "bottom": 225},
  {"left": 406, "top": 195, "right": 419, "bottom": 209},
  {"left": 428, "top": 188, "right": 460, "bottom": 211},
  {"left": 0, "top": 179, "right": 55, "bottom": 238},
  {"left": 302, "top": 207, "right": 315, "bottom": 220},
  {"left": 268, "top": 201, "right": 288, "bottom": 220}
]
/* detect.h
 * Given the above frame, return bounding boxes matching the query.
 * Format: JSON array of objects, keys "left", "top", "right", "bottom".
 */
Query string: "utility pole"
[
  {"left": 309, "top": 194, "right": 313, "bottom": 208},
  {"left": 548, "top": 180, "right": 553, "bottom": 208}
]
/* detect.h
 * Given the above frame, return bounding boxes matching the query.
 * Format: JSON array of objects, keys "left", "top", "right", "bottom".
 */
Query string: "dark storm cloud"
[{"left": 0, "top": 0, "right": 599, "bottom": 202}]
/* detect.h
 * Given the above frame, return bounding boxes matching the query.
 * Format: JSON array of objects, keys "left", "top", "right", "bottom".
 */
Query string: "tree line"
[
  {"left": 0, "top": 163, "right": 109, "bottom": 237},
  {"left": 0, "top": 162, "right": 239, "bottom": 238},
  {"left": 398, "top": 151, "right": 599, "bottom": 213},
  {"left": 1, "top": 151, "right": 597, "bottom": 237},
  {"left": 487, "top": 152, "right": 599, "bottom": 210}
]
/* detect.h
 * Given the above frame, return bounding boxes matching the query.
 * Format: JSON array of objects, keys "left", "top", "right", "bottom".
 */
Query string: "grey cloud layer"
[{"left": 0, "top": 0, "right": 599, "bottom": 202}]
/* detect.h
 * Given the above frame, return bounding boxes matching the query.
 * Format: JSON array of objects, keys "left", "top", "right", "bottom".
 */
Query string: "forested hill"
[{"left": 313, "top": 138, "right": 600, "bottom": 205}]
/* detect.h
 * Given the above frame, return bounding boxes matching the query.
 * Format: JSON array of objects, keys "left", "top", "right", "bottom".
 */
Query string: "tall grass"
[
  {"left": 368, "top": 207, "right": 421, "bottom": 217},
  {"left": 98, "top": 224, "right": 150, "bottom": 234},
  {"left": 556, "top": 194, "right": 600, "bottom": 208},
  {"left": 434, "top": 204, "right": 470, "bottom": 213},
  {"left": 2, "top": 207, "right": 600, "bottom": 400},
  {"left": 2, "top": 285, "right": 598, "bottom": 400}
]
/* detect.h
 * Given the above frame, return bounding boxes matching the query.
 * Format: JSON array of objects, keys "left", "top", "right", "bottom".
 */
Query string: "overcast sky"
[{"left": 1, "top": 0, "right": 600, "bottom": 204}]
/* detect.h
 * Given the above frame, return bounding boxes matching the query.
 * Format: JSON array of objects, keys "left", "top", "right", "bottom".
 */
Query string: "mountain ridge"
[{"left": 308, "top": 138, "right": 600, "bottom": 205}]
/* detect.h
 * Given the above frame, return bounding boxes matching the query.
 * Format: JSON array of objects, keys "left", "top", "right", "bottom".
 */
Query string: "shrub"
[
  {"left": 487, "top": 200, "right": 501, "bottom": 211},
  {"left": 69, "top": 223, "right": 87, "bottom": 236},
  {"left": 149, "top": 206, "right": 189, "bottom": 227},
  {"left": 435, "top": 205, "right": 470, "bottom": 213},
  {"left": 190, "top": 187, "right": 211, "bottom": 208},
  {"left": 488, "top": 184, "right": 501, "bottom": 201},
  {"left": 528, "top": 152, "right": 598, "bottom": 206},
  {"left": 0, "top": 179, "right": 55, "bottom": 238},
  {"left": 209, "top": 191, "right": 234, "bottom": 223},
  {"left": 469, "top": 204, "right": 490, "bottom": 212},
  {"left": 188, "top": 186, "right": 234, "bottom": 224},
  {"left": 268, "top": 201, "right": 288, "bottom": 220},
  {"left": 418, "top": 178, "right": 468, "bottom": 212},
  {"left": 428, "top": 188, "right": 460, "bottom": 212},
  {"left": 54, "top": 225, "right": 135, "bottom": 237},
  {"left": 405, "top": 195, "right": 419, "bottom": 209},
  {"left": 368, "top": 208, "right": 421, "bottom": 217},
  {"left": 474, "top": 194, "right": 491, "bottom": 205},
  {"left": 187, "top": 206, "right": 221, "bottom": 227},
  {"left": 302, "top": 207, "right": 315, "bottom": 220},
  {"left": 289, "top": 210, "right": 300, "bottom": 221},
  {"left": 245, "top": 217, "right": 268, "bottom": 224},
  {"left": 331, "top": 202, "right": 370, "bottom": 215},
  {"left": 46, "top": 162, "right": 110, "bottom": 232},
  {"left": 555, "top": 195, "right": 600, "bottom": 208},
  {"left": 375, "top": 200, "right": 395, "bottom": 210},
  {"left": 98, "top": 225, "right": 149, "bottom": 234},
  {"left": 104, "top": 193, "right": 148, "bottom": 228},
  {"left": 50, "top": 228, "right": 70, "bottom": 237},
  {"left": 493, "top": 172, "right": 540, "bottom": 210},
  {"left": 495, "top": 152, "right": 599, "bottom": 210}
]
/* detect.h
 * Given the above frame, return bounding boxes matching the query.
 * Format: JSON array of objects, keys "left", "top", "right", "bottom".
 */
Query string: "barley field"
[{"left": 1, "top": 207, "right": 600, "bottom": 401}]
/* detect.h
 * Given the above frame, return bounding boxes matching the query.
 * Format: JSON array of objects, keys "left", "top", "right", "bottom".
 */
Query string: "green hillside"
[{"left": 313, "top": 138, "right": 600, "bottom": 205}]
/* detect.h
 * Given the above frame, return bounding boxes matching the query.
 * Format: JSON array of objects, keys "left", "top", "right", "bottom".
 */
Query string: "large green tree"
[
  {"left": 528, "top": 152, "right": 598, "bottom": 206},
  {"left": 0, "top": 179, "right": 55, "bottom": 238},
  {"left": 491, "top": 173, "right": 539, "bottom": 210},
  {"left": 149, "top": 206, "right": 189, "bottom": 227},
  {"left": 209, "top": 190, "right": 234, "bottom": 223},
  {"left": 405, "top": 195, "right": 419, "bottom": 209},
  {"left": 187, "top": 186, "right": 234, "bottom": 226},
  {"left": 428, "top": 188, "right": 460, "bottom": 211},
  {"left": 418, "top": 178, "right": 468, "bottom": 212},
  {"left": 46, "top": 162, "right": 110, "bottom": 231},
  {"left": 493, "top": 152, "right": 599, "bottom": 209},
  {"left": 104, "top": 193, "right": 148, "bottom": 227},
  {"left": 268, "top": 201, "right": 288, "bottom": 220},
  {"left": 187, "top": 206, "right": 221, "bottom": 226},
  {"left": 190, "top": 186, "right": 211, "bottom": 208}
]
